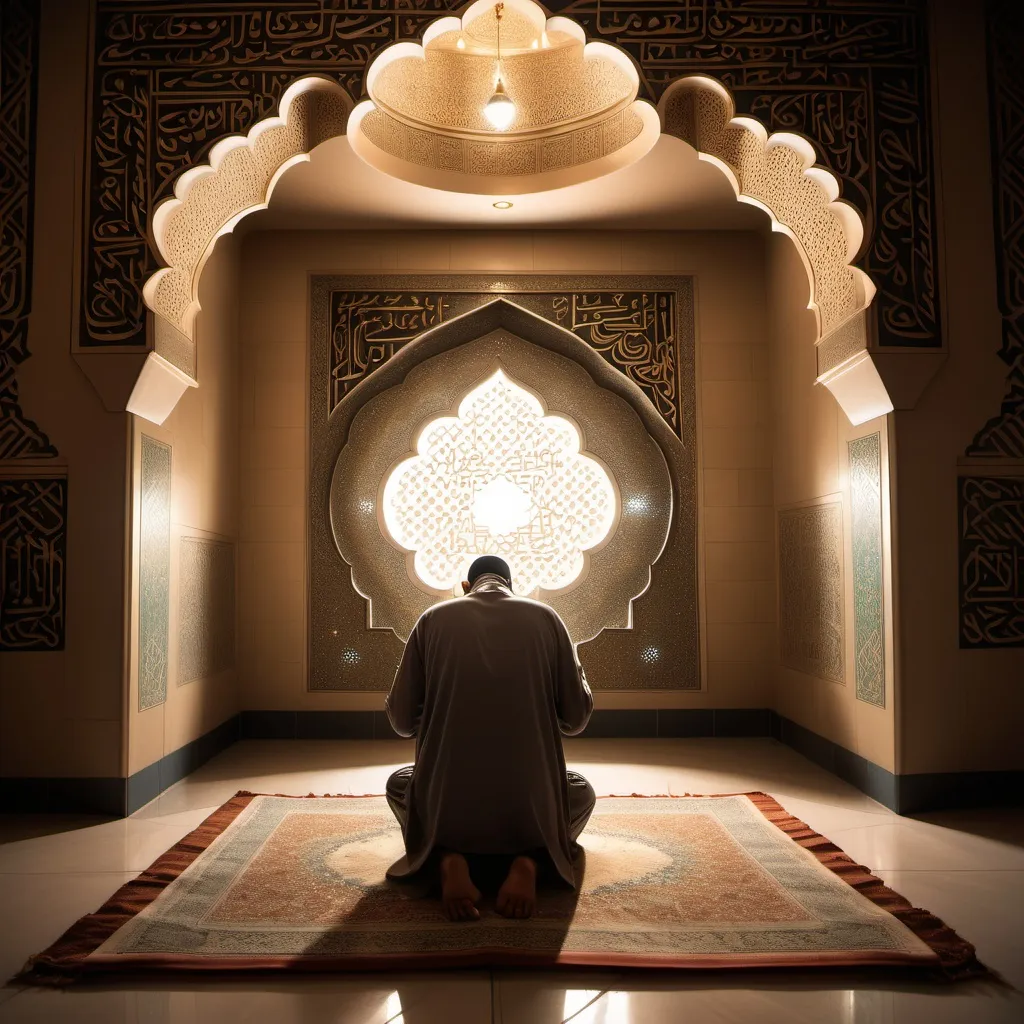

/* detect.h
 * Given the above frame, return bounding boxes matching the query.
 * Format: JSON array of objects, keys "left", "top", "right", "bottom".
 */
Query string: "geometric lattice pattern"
[
  {"left": 331, "top": 289, "right": 683, "bottom": 437},
  {"left": 0, "top": 477, "right": 66, "bottom": 650},
  {"left": 849, "top": 435, "right": 885, "bottom": 706},
  {"left": 83, "top": 1, "right": 937, "bottom": 352},
  {"left": 139, "top": 436, "right": 171, "bottom": 710},
  {"left": 959, "top": 476, "right": 1024, "bottom": 648},
  {"left": 779, "top": 504, "right": 845, "bottom": 683},
  {"left": 178, "top": 537, "right": 235, "bottom": 685},
  {"left": 968, "top": 0, "right": 1024, "bottom": 456},
  {"left": 382, "top": 370, "right": 617, "bottom": 596}
]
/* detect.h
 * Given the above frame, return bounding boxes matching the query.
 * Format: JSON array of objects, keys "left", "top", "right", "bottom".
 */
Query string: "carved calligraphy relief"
[
  {"left": 331, "top": 293, "right": 450, "bottom": 410},
  {"left": 968, "top": 0, "right": 1024, "bottom": 457},
  {"left": 959, "top": 477, "right": 1024, "bottom": 648},
  {"left": 330, "top": 288, "right": 684, "bottom": 437},
  {"left": 0, "top": 478, "right": 67, "bottom": 651},
  {"left": 0, "top": 0, "right": 56, "bottom": 460},
  {"left": 86, "top": 1, "right": 937, "bottom": 352}
]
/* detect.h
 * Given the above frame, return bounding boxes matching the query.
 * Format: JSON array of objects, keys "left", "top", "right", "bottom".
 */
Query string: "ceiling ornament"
[{"left": 346, "top": 0, "right": 660, "bottom": 195}]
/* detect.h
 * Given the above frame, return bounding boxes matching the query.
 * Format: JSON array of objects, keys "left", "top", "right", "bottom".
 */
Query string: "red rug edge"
[{"left": 14, "top": 790, "right": 989, "bottom": 985}]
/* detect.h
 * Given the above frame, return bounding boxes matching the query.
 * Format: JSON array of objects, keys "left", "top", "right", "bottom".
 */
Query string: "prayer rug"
[{"left": 19, "top": 792, "right": 982, "bottom": 982}]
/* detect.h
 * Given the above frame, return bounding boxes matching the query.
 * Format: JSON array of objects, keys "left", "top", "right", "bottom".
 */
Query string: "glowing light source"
[
  {"left": 382, "top": 369, "right": 617, "bottom": 595},
  {"left": 493, "top": 200, "right": 514, "bottom": 210},
  {"left": 483, "top": 3, "right": 516, "bottom": 131},
  {"left": 484, "top": 79, "right": 515, "bottom": 130}
]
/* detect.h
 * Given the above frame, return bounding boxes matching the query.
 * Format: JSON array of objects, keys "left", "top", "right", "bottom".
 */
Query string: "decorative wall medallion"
[
  {"left": 86, "top": 1, "right": 936, "bottom": 351},
  {"left": 178, "top": 537, "right": 235, "bottom": 685},
  {"left": 310, "top": 282, "right": 692, "bottom": 691},
  {"left": 0, "top": 477, "right": 66, "bottom": 651},
  {"left": 139, "top": 436, "right": 171, "bottom": 710},
  {"left": 331, "top": 288, "right": 683, "bottom": 437},
  {"left": 959, "top": 476, "right": 1024, "bottom": 648},
  {"left": 0, "top": 0, "right": 56, "bottom": 459},
  {"left": 779, "top": 503, "right": 845, "bottom": 683},
  {"left": 968, "top": 0, "right": 1024, "bottom": 456},
  {"left": 849, "top": 434, "right": 885, "bottom": 706}
]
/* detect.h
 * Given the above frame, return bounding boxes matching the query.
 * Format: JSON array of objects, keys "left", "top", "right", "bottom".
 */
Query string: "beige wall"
[
  {"left": 0, "top": 0, "right": 129, "bottom": 781},
  {"left": 766, "top": 234, "right": 896, "bottom": 773},
  {"left": 127, "top": 239, "right": 242, "bottom": 777},
  {"left": 236, "top": 228, "right": 776, "bottom": 712}
]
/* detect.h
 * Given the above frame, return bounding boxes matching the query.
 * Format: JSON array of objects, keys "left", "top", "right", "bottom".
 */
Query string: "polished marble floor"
[{"left": 0, "top": 737, "right": 1021, "bottom": 1022}]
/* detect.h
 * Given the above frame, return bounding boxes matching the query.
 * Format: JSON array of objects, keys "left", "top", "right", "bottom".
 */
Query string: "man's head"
[{"left": 462, "top": 555, "right": 512, "bottom": 595}]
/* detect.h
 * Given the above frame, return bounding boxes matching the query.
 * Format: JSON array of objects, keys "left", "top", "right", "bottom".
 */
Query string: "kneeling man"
[{"left": 384, "top": 555, "right": 595, "bottom": 921}]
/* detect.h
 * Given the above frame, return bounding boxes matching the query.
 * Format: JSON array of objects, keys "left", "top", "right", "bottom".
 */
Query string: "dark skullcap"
[{"left": 467, "top": 555, "right": 512, "bottom": 587}]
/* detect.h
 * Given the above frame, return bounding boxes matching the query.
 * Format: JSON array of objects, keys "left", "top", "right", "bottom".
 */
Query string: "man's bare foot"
[
  {"left": 496, "top": 855, "right": 537, "bottom": 919},
  {"left": 439, "top": 852, "right": 481, "bottom": 921}
]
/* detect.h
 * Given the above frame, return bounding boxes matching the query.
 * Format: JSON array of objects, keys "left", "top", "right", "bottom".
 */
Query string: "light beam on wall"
[{"left": 381, "top": 369, "right": 617, "bottom": 595}]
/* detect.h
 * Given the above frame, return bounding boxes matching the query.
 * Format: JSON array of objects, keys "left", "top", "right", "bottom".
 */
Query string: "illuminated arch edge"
[
  {"left": 129, "top": 77, "right": 352, "bottom": 425},
  {"left": 379, "top": 367, "right": 620, "bottom": 596},
  {"left": 347, "top": 0, "right": 661, "bottom": 196},
  {"left": 325, "top": 302, "right": 674, "bottom": 646},
  {"left": 659, "top": 76, "right": 892, "bottom": 426}
]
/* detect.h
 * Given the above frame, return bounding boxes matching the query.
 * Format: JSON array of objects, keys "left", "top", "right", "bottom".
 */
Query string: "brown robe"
[{"left": 384, "top": 575, "right": 593, "bottom": 886}]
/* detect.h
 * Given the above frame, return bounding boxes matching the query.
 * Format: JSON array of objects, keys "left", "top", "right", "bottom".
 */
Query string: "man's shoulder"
[{"left": 417, "top": 592, "right": 559, "bottom": 622}]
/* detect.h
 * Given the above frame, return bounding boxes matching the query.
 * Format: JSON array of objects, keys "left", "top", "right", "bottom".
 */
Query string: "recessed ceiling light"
[{"left": 493, "top": 200, "right": 513, "bottom": 210}]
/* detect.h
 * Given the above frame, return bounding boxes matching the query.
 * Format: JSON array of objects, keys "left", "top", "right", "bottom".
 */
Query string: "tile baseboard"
[{"left": 3, "top": 710, "right": 1019, "bottom": 817}]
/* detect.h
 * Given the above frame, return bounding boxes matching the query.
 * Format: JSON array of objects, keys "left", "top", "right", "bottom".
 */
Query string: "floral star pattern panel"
[
  {"left": 0, "top": 477, "right": 66, "bottom": 650},
  {"left": 382, "top": 370, "right": 617, "bottom": 596},
  {"left": 959, "top": 476, "right": 1024, "bottom": 648}
]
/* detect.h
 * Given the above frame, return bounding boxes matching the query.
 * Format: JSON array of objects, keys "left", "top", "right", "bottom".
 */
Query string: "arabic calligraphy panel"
[
  {"left": 0, "top": 477, "right": 67, "bottom": 651},
  {"left": 84, "top": 0, "right": 937, "bottom": 354},
  {"left": 0, "top": 0, "right": 56, "bottom": 459},
  {"left": 329, "top": 288, "right": 682, "bottom": 437},
  {"left": 959, "top": 476, "right": 1024, "bottom": 648},
  {"left": 967, "top": 0, "right": 1024, "bottom": 457}
]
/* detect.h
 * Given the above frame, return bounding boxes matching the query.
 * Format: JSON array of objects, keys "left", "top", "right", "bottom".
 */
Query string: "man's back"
[{"left": 385, "top": 575, "right": 593, "bottom": 885}]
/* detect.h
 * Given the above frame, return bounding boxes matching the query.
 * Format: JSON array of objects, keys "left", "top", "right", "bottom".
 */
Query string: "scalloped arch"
[
  {"left": 136, "top": 71, "right": 889, "bottom": 427},
  {"left": 660, "top": 75, "right": 889, "bottom": 424},
  {"left": 143, "top": 76, "right": 352, "bottom": 348}
]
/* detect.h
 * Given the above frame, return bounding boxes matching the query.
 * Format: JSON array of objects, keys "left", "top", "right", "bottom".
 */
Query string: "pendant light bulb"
[
  {"left": 484, "top": 3, "right": 515, "bottom": 131},
  {"left": 485, "top": 79, "right": 515, "bottom": 130}
]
